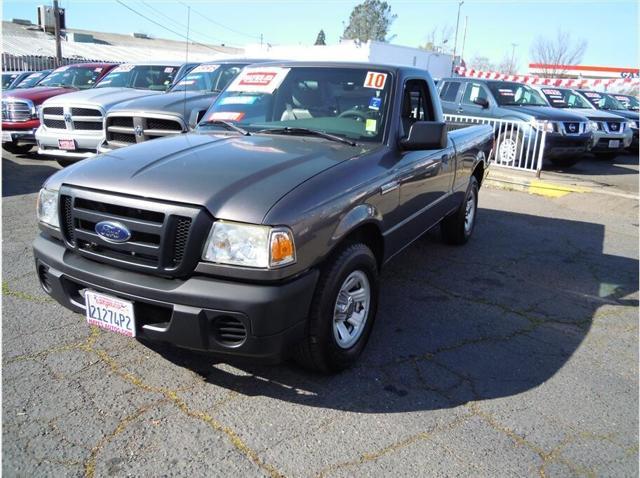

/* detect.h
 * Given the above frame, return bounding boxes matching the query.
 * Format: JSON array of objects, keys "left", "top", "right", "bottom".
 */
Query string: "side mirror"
[
  {"left": 473, "top": 97, "right": 489, "bottom": 108},
  {"left": 400, "top": 121, "right": 447, "bottom": 151},
  {"left": 188, "top": 110, "right": 205, "bottom": 130}
]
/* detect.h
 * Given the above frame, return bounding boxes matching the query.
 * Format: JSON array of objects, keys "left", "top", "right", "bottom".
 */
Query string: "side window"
[
  {"left": 440, "top": 81, "right": 461, "bottom": 102},
  {"left": 462, "top": 82, "right": 488, "bottom": 106}
]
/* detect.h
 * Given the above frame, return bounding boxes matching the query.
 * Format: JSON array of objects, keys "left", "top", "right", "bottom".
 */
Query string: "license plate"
[
  {"left": 2, "top": 132, "right": 12, "bottom": 142},
  {"left": 608, "top": 140, "right": 620, "bottom": 149},
  {"left": 58, "top": 139, "right": 76, "bottom": 150},
  {"left": 85, "top": 291, "right": 136, "bottom": 337}
]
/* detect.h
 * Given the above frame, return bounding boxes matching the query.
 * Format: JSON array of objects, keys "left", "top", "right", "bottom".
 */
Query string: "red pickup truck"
[{"left": 2, "top": 62, "right": 117, "bottom": 154}]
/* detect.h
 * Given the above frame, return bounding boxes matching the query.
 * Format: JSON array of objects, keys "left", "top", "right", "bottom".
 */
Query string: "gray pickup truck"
[
  {"left": 98, "top": 59, "right": 257, "bottom": 153},
  {"left": 33, "top": 62, "right": 492, "bottom": 372}
]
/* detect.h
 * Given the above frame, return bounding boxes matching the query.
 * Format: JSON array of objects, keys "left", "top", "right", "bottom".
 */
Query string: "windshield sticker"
[
  {"left": 363, "top": 72, "right": 388, "bottom": 90},
  {"left": 98, "top": 80, "right": 112, "bottom": 85},
  {"left": 498, "top": 89, "right": 515, "bottom": 96},
  {"left": 26, "top": 73, "right": 43, "bottom": 79},
  {"left": 94, "top": 68, "right": 103, "bottom": 73},
  {"left": 54, "top": 66, "right": 69, "bottom": 72},
  {"left": 365, "top": 119, "right": 377, "bottom": 133},
  {"left": 368, "top": 96, "right": 382, "bottom": 110},
  {"left": 584, "top": 92, "right": 601, "bottom": 98},
  {"left": 542, "top": 89, "right": 562, "bottom": 96},
  {"left": 220, "top": 96, "right": 258, "bottom": 105},
  {"left": 614, "top": 95, "right": 629, "bottom": 101},
  {"left": 176, "top": 79, "right": 195, "bottom": 86},
  {"left": 164, "top": 67, "right": 175, "bottom": 73},
  {"left": 192, "top": 64, "right": 220, "bottom": 73},
  {"left": 228, "top": 67, "right": 291, "bottom": 94},
  {"left": 113, "top": 64, "right": 134, "bottom": 73},
  {"left": 209, "top": 111, "right": 245, "bottom": 122}
]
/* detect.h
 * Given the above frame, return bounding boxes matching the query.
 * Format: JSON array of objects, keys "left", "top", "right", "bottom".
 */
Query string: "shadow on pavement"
[
  {"left": 2, "top": 155, "right": 60, "bottom": 197},
  {"left": 147, "top": 207, "right": 638, "bottom": 413},
  {"left": 546, "top": 153, "right": 639, "bottom": 177}
]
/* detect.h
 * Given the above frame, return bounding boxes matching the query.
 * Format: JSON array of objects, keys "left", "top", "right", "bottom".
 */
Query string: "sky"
[{"left": 3, "top": 0, "right": 639, "bottom": 71}]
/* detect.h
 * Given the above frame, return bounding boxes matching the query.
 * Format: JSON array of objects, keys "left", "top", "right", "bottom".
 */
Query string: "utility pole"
[
  {"left": 460, "top": 16, "right": 468, "bottom": 63},
  {"left": 260, "top": 33, "right": 263, "bottom": 47},
  {"left": 452, "top": 1, "right": 464, "bottom": 74},
  {"left": 510, "top": 43, "right": 518, "bottom": 74},
  {"left": 53, "top": 0, "right": 62, "bottom": 66}
]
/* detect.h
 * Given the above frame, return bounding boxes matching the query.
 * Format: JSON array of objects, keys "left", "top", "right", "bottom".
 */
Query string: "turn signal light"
[{"left": 270, "top": 230, "right": 295, "bottom": 267}]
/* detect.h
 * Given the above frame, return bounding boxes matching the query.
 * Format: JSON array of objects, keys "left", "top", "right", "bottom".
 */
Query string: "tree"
[
  {"left": 468, "top": 55, "right": 496, "bottom": 71},
  {"left": 498, "top": 52, "right": 518, "bottom": 75},
  {"left": 342, "top": 0, "right": 397, "bottom": 43},
  {"left": 530, "top": 29, "right": 587, "bottom": 77},
  {"left": 420, "top": 25, "right": 453, "bottom": 53},
  {"left": 314, "top": 29, "right": 326, "bottom": 46}
]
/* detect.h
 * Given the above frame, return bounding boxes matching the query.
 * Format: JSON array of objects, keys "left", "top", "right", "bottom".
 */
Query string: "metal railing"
[
  {"left": 2, "top": 54, "right": 106, "bottom": 72},
  {"left": 445, "top": 114, "right": 547, "bottom": 176}
]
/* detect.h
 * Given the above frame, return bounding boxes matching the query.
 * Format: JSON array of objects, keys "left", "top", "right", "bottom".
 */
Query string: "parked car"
[
  {"left": 2, "top": 63, "right": 118, "bottom": 155},
  {"left": 35, "top": 61, "right": 197, "bottom": 166},
  {"left": 609, "top": 93, "right": 639, "bottom": 112},
  {"left": 2, "top": 71, "right": 35, "bottom": 90},
  {"left": 33, "top": 62, "right": 492, "bottom": 372},
  {"left": 535, "top": 87, "right": 632, "bottom": 159},
  {"left": 576, "top": 90, "right": 639, "bottom": 151},
  {"left": 13, "top": 70, "right": 53, "bottom": 89},
  {"left": 439, "top": 78, "right": 593, "bottom": 167},
  {"left": 98, "top": 59, "right": 258, "bottom": 153}
]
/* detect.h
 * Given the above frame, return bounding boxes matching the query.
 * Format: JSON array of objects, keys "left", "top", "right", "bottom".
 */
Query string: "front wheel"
[
  {"left": 496, "top": 130, "right": 522, "bottom": 166},
  {"left": 2, "top": 143, "right": 33, "bottom": 155},
  {"left": 294, "top": 243, "right": 379, "bottom": 373},
  {"left": 441, "top": 176, "right": 479, "bottom": 245}
]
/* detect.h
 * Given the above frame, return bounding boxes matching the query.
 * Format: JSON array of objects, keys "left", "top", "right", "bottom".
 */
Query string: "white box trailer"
[{"left": 244, "top": 40, "right": 453, "bottom": 79}]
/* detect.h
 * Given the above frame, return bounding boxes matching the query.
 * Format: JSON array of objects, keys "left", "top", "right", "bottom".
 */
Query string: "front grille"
[
  {"left": 44, "top": 119, "right": 67, "bottom": 129},
  {"left": 43, "top": 106, "right": 64, "bottom": 115},
  {"left": 71, "top": 107, "right": 101, "bottom": 117},
  {"left": 108, "top": 132, "right": 136, "bottom": 144},
  {"left": 73, "top": 121, "right": 103, "bottom": 131},
  {"left": 109, "top": 117, "right": 134, "bottom": 128},
  {"left": 146, "top": 118, "right": 182, "bottom": 131},
  {"left": 58, "top": 187, "right": 207, "bottom": 277},
  {"left": 562, "top": 122, "right": 583, "bottom": 135},
  {"left": 1, "top": 100, "right": 32, "bottom": 122},
  {"left": 607, "top": 121, "right": 622, "bottom": 133},
  {"left": 212, "top": 316, "right": 247, "bottom": 346}
]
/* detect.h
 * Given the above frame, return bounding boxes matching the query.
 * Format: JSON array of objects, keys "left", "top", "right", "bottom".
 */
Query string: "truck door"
[
  {"left": 392, "top": 78, "right": 456, "bottom": 244},
  {"left": 457, "top": 81, "right": 491, "bottom": 118}
]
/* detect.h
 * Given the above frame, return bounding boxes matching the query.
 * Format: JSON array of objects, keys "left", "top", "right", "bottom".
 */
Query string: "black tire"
[
  {"left": 294, "top": 243, "right": 379, "bottom": 373},
  {"left": 595, "top": 153, "right": 619, "bottom": 161},
  {"left": 56, "top": 158, "right": 76, "bottom": 168},
  {"left": 2, "top": 143, "right": 33, "bottom": 155},
  {"left": 549, "top": 157, "right": 580, "bottom": 167},
  {"left": 495, "top": 129, "right": 523, "bottom": 167},
  {"left": 441, "top": 176, "right": 479, "bottom": 245}
]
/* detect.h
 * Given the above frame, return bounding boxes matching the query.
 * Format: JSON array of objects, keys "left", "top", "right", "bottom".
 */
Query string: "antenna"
[{"left": 183, "top": 5, "right": 190, "bottom": 127}]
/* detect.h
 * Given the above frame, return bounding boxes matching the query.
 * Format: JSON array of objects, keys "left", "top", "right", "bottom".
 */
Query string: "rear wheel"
[
  {"left": 441, "top": 176, "right": 479, "bottom": 245},
  {"left": 2, "top": 143, "right": 33, "bottom": 155},
  {"left": 294, "top": 243, "right": 379, "bottom": 373}
]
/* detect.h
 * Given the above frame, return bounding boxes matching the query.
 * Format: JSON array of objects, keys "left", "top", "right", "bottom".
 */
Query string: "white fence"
[
  {"left": 2, "top": 54, "right": 106, "bottom": 72},
  {"left": 445, "top": 114, "right": 547, "bottom": 176}
]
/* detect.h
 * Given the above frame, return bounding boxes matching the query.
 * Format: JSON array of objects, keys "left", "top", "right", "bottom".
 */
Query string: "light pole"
[
  {"left": 452, "top": 1, "right": 464, "bottom": 74},
  {"left": 510, "top": 43, "right": 518, "bottom": 74}
]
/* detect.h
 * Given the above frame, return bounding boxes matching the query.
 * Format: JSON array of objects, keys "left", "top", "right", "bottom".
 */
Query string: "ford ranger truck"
[
  {"left": 98, "top": 59, "right": 259, "bottom": 153},
  {"left": 576, "top": 90, "right": 639, "bottom": 151},
  {"left": 439, "top": 78, "right": 593, "bottom": 167},
  {"left": 36, "top": 62, "right": 196, "bottom": 166},
  {"left": 536, "top": 87, "right": 632, "bottom": 159},
  {"left": 33, "top": 62, "right": 492, "bottom": 372},
  {"left": 2, "top": 63, "right": 117, "bottom": 155}
]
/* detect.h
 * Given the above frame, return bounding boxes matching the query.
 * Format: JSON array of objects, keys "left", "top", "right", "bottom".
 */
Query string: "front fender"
[{"left": 331, "top": 203, "right": 382, "bottom": 242}]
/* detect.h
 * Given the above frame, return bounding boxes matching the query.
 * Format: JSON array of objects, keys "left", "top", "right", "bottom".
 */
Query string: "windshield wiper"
[
  {"left": 204, "top": 120, "right": 250, "bottom": 136},
  {"left": 256, "top": 127, "right": 357, "bottom": 146}
]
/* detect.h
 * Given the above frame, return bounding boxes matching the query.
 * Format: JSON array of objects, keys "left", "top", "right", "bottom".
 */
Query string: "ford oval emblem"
[{"left": 95, "top": 221, "right": 131, "bottom": 243}]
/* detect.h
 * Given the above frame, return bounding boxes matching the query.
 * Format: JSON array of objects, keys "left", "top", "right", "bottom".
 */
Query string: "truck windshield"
[
  {"left": 580, "top": 91, "right": 627, "bottom": 110},
  {"left": 612, "top": 94, "right": 639, "bottom": 111},
  {"left": 38, "top": 66, "right": 102, "bottom": 89},
  {"left": 539, "top": 88, "right": 593, "bottom": 109},
  {"left": 488, "top": 82, "right": 548, "bottom": 106},
  {"left": 2, "top": 73, "right": 20, "bottom": 88},
  {"left": 95, "top": 65, "right": 179, "bottom": 91},
  {"left": 14, "top": 70, "right": 50, "bottom": 89},
  {"left": 198, "top": 66, "right": 392, "bottom": 142},
  {"left": 169, "top": 64, "right": 244, "bottom": 93}
]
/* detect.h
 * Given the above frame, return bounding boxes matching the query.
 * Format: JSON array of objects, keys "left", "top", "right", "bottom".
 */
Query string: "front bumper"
[
  {"left": 590, "top": 131, "right": 633, "bottom": 153},
  {"left": 543, "top": 132, "right": 591, "bottom": 159},
  {"left": 36, "top": 127, "right": 102, "bottom": 160},
  {"left": 33, "top": 234, "right": 318, "bottom": 361},
  {"left": 2, "top": 128, "right": 38, "bottom": 145}
]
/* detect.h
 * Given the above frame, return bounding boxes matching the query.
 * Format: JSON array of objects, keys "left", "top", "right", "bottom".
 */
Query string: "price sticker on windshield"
[
  {"left": 228, "top": 67, "right": 291, "bottom": 94},
  {"left": 584, "top": 92, "right": 601, "bottom": 98},
  {"left": 363, "top": 71, "right": 388, "bottom": 90},
  {"left": 114, "top": 64, "right": 134, "bottom": 73},
  {"left": 192, "top": 64, "right": 219, "bottom": 73},
  {"left": 542, "top": 89, "right": 562, "bottom": 96}
]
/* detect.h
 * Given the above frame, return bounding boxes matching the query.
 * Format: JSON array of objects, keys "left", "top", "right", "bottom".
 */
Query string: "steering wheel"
[{"left": 338, "top": 109, "right": 368, "bottom": 121}]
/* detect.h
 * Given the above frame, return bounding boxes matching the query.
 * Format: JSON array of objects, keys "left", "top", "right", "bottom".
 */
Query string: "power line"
[
  {"left": 114, "top": 0, "right": 230, "bottom": 53},
  {"left": 176, "top": 0, "right": 262, "bottom": 42}
]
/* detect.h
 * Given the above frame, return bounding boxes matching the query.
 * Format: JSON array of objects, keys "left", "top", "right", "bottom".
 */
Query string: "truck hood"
[
  {"left": 108, "top": 90, "right": 217, "bottom": 116},
  {"left": 601, "top": 109, "right": 639, "bottom": 121},
  {"left": 45, "top": 132, "right": 372, "bottom": 224},
  {"left": 3, "top": 86, "right": 75, "bottom": 104},
  {"left": 42, "top": 87, "right": 163, "bottom": 109},
  {"left": 503, "top": 105, "right": 589, "bottom": 121},
  {"left": 560, "top": 108, "right": 631, "bottom": 121}
]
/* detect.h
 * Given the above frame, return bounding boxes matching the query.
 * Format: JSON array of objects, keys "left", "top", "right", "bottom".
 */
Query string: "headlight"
[
  {"left": 530, "top": 119, "right": 555, "bottom": 133},
  {"left": 627, "top": 120, "right": 638, "bottom": 130},
  {"left": 202, "top": 221, "right": 296, "bottom": 268},
  {"left": 37, "top": 188, "right": 60, "bottom": 228},
  {"left": 588, "top": 121, "right": 599, "bottom": 132}
]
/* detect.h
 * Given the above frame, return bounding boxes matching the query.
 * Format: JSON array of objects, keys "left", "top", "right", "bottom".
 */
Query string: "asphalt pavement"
[{"left": 2, "top": 150, "right": 638, "bottom": 477}]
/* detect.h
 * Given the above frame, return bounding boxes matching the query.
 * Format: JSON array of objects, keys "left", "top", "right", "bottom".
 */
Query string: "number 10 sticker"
[{"left": 364, "top": 71, "right": 388, "bottom": 90}]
